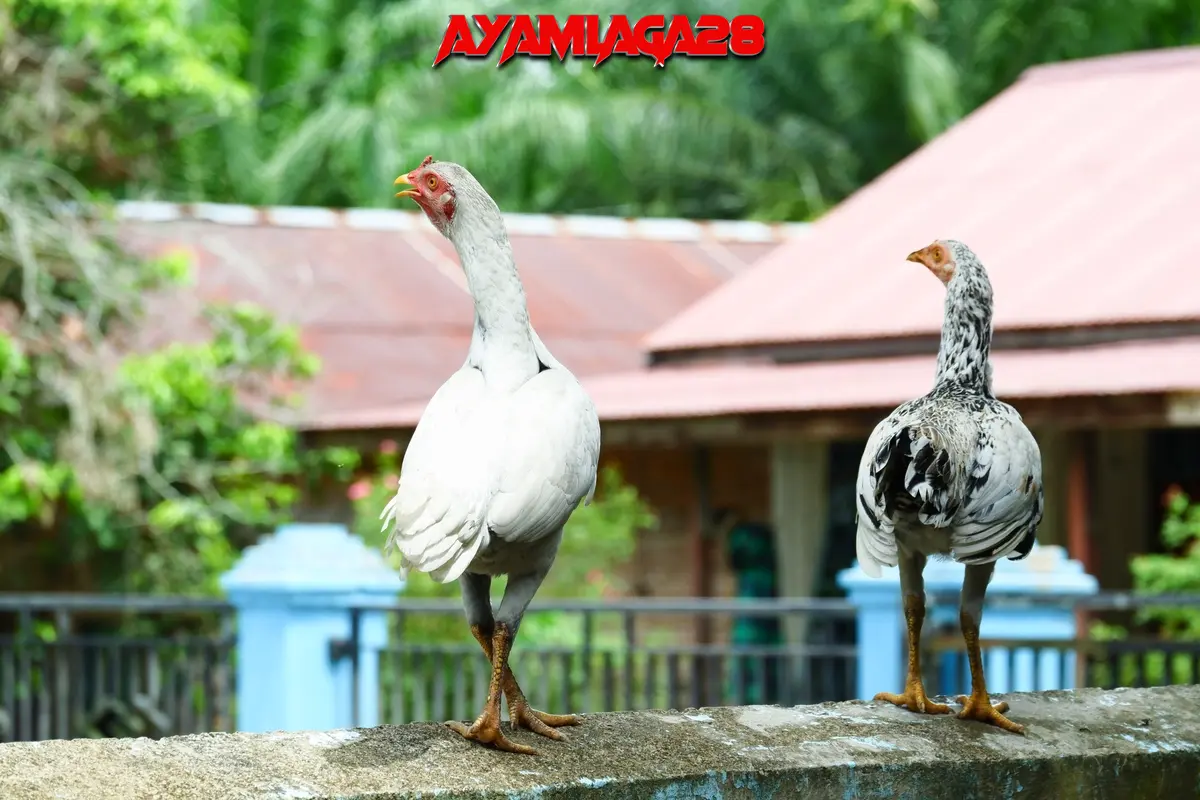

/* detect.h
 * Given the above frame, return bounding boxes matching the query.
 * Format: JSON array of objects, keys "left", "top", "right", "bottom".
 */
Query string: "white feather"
[
  {"left": 379, "top": 160, "right": 600, "bottom": 586},
  {"left": 381, "top": 340, "right": 600, "bottom": 586},
  {"left": 949, "top": 408, "right": 1043, "bottom": 563},
  {"left": 855, "top": 425, "right": 895, "bottom": 578}
]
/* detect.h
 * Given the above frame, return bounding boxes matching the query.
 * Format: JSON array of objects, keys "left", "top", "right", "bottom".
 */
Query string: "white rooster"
[
  {"left": 855, "top": 240, "right": 1043, "bottom": 734},
  {"left": 382, "top": 156, "right": 601, "bottom": 754}
]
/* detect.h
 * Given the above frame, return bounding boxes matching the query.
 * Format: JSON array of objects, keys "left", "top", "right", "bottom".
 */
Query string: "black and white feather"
[{"left": 855, "top": 240, "right": 1044, "bottom": 578}]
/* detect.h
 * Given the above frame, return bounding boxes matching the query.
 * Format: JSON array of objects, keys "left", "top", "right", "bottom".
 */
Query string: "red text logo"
[{"left": 433, "top": 14, "right": 766, "bottom": 69}]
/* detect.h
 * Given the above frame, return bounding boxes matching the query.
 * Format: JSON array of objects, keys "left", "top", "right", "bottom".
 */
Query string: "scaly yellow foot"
[
  {"left": 875, "top": 681, "right": 952, "bottom": 716},
  {"left": 507, "top": 690, "right": 581, "bottom": 741},
  {"left": 469, "top": 622, "right": 581, "bottom": 745},
  {"left": 446, "top": 709, "right": 538, "bottom": 755},
  {"left": 877, "top": 589, "right": 949, "bottom": 716},
  {"left": 956, "top": 692, "right": 1025, "bottom": 734},
  {"left": 448, "top": 621, "right": 540, "bottom": 754}
]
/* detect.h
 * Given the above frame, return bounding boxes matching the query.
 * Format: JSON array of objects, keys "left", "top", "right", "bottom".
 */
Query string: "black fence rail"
[
  {"left": 925, "top": 636, "right": 1200, "bottom": 696},
  {"left": 341, "top": 598, "right": 859, "bottom": 726},
  {"left": 2, "top": 589, "right": 1197, "bottom": 740},
  {"left": 920, "top": 592, "right": 1200, "bottom": 697},
  {"left": 0, "top": 595, "right": 236, "bottom": 742}
]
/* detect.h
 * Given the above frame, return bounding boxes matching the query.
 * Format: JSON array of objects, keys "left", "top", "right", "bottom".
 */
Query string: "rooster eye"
[
  {"left": 931, "top": 248, "right": 942, "bottom": 262},
  {"left": 426, "top": 175, "right": 438, "bottom": 190}
]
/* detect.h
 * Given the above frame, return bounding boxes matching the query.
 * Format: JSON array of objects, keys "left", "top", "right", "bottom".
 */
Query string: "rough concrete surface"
[{"left": 1, "top": 685, "right": 1198, "bottom": 800}]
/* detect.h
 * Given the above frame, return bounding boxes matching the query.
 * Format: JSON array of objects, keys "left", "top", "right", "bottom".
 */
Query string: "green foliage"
[
  {"left": 1089, "top": 488, "right": 1200, "bottom": 685},
  {"left": 0, "top": 42, "right": 350, "bottom": 594},
  {"left": 1126, "top": 489, "right": 1200, "bottom": 636},
  {"left": 543, "top": 466, "right": 653, "bottom": 599},
  {"left": 23, "top": 0, "right": 249, "bottom": 111},
  {"left": 109, "top": 304, "right": 336, "bottom": 595},
  {"left": 4, "top": 0, "right": 250, "bottom": 191},
  {"left": 10, "top": 0, "right": 1200, "bottom": 219},
  {"left": 133, "top": 0, "right": 1199, "bottom": 222}
]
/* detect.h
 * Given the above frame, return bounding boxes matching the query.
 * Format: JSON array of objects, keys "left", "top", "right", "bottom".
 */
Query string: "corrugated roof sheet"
[
  {"left": 311, "top": 337, "right": 1200, "bottom": 429},
  {"left": 116, "top": 202, "right": 802, "bottom": 426},
  {"left": 645, "top": 46, "right": 1200, "bottom": 355}
]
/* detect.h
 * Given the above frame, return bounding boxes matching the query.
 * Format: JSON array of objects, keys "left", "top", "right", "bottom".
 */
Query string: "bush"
[{"left": 1089, "top": 487, "right": 1200, "bottom": 686}]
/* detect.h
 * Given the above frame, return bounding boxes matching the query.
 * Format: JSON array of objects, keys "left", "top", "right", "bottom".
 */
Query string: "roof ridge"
[
  {"left": 1018, "top": 45, "right": 1200, "bottom": 84},
  {"left": 114, "top": 200, "right": 810, "bottom": 244}
]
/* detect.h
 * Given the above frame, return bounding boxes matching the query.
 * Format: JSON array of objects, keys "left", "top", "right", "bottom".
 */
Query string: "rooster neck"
[
  {"left": 451, "top": 219, "right": 538, "bottom": 389},
  {"left": 933, "top": 267, "right": 994, "bottom": 397}
]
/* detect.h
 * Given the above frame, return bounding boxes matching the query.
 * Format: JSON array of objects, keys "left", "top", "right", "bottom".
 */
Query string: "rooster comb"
[{"left": 420, "top": 155, "right": 434, "bottom": 168}]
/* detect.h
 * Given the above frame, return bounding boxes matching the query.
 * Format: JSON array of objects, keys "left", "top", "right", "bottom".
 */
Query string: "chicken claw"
[
  {"left": 447, "top": 622, "right": 542, "bottom": 754},
  {"left": 446, "top": 714, "right": 538, "bottom": 755},
  {"left": 874, "top": 686, "right": 952, "bottom": 716},
  {"left": 956, "top": 693, "right": 1025, "bottom": 734},
  {"left": 508, "top": 695, "right": 581, "bottom": 740},
  {"left": 873, "top": 591, "right": 950, "bottom": 716},
  {"left": 468, "top": 622, "right": 581, "bottom": 743}
]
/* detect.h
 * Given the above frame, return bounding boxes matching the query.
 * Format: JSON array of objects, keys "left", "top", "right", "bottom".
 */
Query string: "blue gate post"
[
  {"left": 839, "top": 544, "right": 1098, "bottom": 701},
  {"left": 220, "top": 523, "right": 402, "bottom": 733},
  {"left": 837, "top": 563, "right": 903, "bottom": 701}
]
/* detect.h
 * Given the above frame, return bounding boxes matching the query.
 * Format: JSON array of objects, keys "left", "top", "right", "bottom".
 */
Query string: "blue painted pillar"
[
  {"left": 839, "top": 544, "right": 1098, "bottom": 700},
  {"left": 220, "top": 523, "right": 402, "bottom": 733},
  {"left": 838, "top": 561, "right": 903, "bottom": 701}
]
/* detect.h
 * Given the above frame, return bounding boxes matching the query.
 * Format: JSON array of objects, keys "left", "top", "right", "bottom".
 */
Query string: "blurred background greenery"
[{"left": 9, "top": 0, "right": 1200, "bottom": 221}]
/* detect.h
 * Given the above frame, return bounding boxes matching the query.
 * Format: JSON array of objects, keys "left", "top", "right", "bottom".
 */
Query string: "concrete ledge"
[{"left": 2, "top": 686, "right": 1199, "bottom": 799}]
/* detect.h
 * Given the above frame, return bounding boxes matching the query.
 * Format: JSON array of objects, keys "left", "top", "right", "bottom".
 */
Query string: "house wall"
[
  {"left": 1090, "top": 430, "right": 1152, "bottom": 590},
  {"left": 600, "top": 443, "right": 771, "bottom": 599},
  {"left": 1032, "top": 429, "right": 1070, "bottom": 551}
]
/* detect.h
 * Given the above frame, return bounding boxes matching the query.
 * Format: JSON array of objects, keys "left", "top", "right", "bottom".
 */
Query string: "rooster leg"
[
  {"left": 503, "top": 669, "right": 582, "bottom": 737},
  {"left": 873, "top": 551, "right": 952, "bottom": 715},
  {"left": 956, "top": 562, "right": 1024, "bottom": 734},
  {"left": 467, "top": 623, "right": 580, "bottom": 739},
  {"left": 447, "top": 573, "right": 536, "bottom": 754},
  {"left": 494, "top": 570, "right": 581, "bottom": 740},
  {"left": 446, "top": 622, "right": 536, "bottom": 754}
]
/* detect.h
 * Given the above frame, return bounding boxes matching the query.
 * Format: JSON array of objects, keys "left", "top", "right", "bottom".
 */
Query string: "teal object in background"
[
  {"left": 220, "top": 524, "right": 402, "bottom": 733},
  {"left": 726, "top": 521, "right": 783, "bottom": 705}
]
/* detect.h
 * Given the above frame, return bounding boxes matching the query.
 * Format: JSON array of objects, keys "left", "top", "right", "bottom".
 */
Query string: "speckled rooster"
[{"left": 854, "top": 240, "right": 1044, "bottom": 734}]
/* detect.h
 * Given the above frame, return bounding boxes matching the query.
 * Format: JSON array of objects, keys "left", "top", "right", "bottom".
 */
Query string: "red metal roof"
[
  {"left": 313, "top": 337, "right": 1200, "bottom": 428},
  {"left": 116, "top": 202, "right": 801, "bottom": 427},
  {"left": 646, "top": 47, "right": 1200, "bottom": 356}
]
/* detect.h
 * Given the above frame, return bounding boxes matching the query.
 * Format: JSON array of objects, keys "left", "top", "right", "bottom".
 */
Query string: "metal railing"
[
  {"left": 0, "top": 595, "right": 236, "bottom": 742},
  {"left": 926, "top": 636, "right": 1200, "bottom": 692},
  {"left": 1, "top": 589, "right": 1196, "bottom": 741},
  {"left": 921, "top": 592, "right": 1200, "bottom": 695},
  {"left": 335, "top": 597, "right": 859, "bottom": 727}
]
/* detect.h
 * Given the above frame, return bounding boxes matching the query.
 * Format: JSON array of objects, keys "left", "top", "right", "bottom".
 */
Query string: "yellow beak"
[
  {"left": 394, "top": 174, "right": 418, "bottom": 199},
  {"left": 906, "top": 250, "right": 923, "bottom": 263}
]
